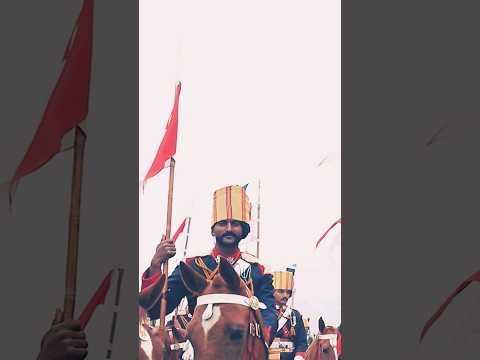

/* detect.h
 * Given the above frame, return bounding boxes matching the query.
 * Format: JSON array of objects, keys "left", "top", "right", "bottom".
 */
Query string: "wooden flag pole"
[
  {"left": 63, "top": 126, "right": 87, "bottom": 320},
  {"left": 159, "top": 157, "right": 176, "bottom": 328},
  {"left": 256, "top": 180, "right": 261, "bottom": 258},
  {"left": 173, "top": 216, "right": 190, "bottom": 322}
]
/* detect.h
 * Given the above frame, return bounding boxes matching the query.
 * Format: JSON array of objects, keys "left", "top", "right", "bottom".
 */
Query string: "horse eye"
[{"left": 226, "top": 325, "right": 244, "bottom": 341}]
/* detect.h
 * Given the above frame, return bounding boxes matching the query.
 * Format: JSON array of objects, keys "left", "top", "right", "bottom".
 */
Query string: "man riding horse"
[
  {"left": 140, "top": 185, "right": 278, "bottom": 349},
  {"left": 268, "top": 271, "right": 308, "bottom": 360}
]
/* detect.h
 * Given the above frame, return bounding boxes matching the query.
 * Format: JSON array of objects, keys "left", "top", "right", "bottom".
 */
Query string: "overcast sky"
[{"left": 139, "top": 0, "right": 341, "bottom": 327}]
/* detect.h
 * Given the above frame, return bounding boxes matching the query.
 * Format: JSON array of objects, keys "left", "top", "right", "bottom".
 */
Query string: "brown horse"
[
  {"left": 305, "top": 326, "right": 339, "bottom": 360},
  {"left": 179, "top": 257, "right": 269, "bottom": 360},
  {"left": 139, "top": 273, "right": 188, "bottom": 360},
  {"left": 139, "top": 318, "right": 189, "bottom": 360},
  {"left": 139, "top": 307, "right": 164, "bottom": 360}
]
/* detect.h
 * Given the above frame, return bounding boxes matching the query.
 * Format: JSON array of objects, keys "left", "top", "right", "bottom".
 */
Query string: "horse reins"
[{"left": 195, "top": 282, "right": 269, "bottom": 359}]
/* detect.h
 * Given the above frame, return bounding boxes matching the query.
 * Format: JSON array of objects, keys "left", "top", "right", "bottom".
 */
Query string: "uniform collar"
[
  {"left": 276, "top": 304, "right": 288, "bottom": 316},
  {"left": 210, "top": 246, "right": 242, "bottom": 264}
]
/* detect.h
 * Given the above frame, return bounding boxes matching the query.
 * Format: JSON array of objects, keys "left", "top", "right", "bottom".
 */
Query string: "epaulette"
[
  {"left": 241, "top": 252, "right": 272, "bottom": 275},
  {"left": 291, "top": 308, "right": 302, "bottom": 317},
  {"left": 184, "top": 256, "right": 197, "bottom": 265},
  {"left": 241, "top": 252, "right": 260, "bottom": 264},
  {"left": 185, "top": 252, "right": 211, "bottom": 265}
]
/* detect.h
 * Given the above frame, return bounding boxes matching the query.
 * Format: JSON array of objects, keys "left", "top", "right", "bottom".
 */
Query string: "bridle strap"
[{"left": 196, "top": 293, "right": 267, "bottom": 310}]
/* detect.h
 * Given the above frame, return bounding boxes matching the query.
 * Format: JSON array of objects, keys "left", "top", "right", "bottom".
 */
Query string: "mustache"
[{"left": 220, "top": 232, "right": 239, "bottom": 240}]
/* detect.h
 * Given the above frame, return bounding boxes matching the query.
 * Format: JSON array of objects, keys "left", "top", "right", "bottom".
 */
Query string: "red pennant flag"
[
  {"left": 419, "top": 269, "right": 480, "bottom": 342},
  {"left": 143, "top": 82, "right": 182, "bottom": 183},
  {"left": 315, "top": 218, "right": 341, "bottom": 248},
  {"left": 171, "top": 217, "right": 187, "bottom": 243},
  {"left": 78, "top": 270, "right": 113, "bottom": 329},
  {"left": 336, "top": 330, "right": 342, "bottom": 358},
  {"left": 10, "top": 0, "right": 94, "bottom": 197}
]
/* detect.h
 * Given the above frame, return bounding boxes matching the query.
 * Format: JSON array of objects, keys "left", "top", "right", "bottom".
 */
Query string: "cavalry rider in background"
[
  {"left": 269, "top": 271, "right": 308, "bottom": 360},
  {"left": 140, "top": 185, "right": 278, "bottom": 344}
]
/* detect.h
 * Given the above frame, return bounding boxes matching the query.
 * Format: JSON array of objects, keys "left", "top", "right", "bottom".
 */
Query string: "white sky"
[{"left": 139, "top": 0, "right": 341, "bottom": 327}]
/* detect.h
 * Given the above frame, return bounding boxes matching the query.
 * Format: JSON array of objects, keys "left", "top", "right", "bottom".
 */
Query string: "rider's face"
[
  {"left": 274, "top": 289, "right": 292, "bottom": 306},
  {"left": 212, "top": 219, "right": 244, "bottom": 246}
]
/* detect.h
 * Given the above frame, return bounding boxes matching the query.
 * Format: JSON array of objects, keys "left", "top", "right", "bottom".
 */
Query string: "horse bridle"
[
  {"left": 316, "top": 333, "right": 338, "bottom": 359},
  {"left": 196, "top": 292, "right": 269, "bottom": 356},
  {"left": 196, "top": 293, "right": 266, "bottom": 317},
  {"left": 167, "top": 327, "right": 189, "bottom": 352}
]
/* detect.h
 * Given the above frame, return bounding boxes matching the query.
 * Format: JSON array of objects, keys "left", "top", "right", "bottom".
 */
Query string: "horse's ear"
[
  {"left": 180, "top": 261, "right": 208, "bottom": 295},
  {"left": 218, "top": 257, "right": 241, "bottom": 291}
]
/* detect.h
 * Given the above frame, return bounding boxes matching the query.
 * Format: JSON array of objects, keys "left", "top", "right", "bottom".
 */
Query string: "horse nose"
[{"left": 227, "top": 325, "right": 244, "bottom": 341}]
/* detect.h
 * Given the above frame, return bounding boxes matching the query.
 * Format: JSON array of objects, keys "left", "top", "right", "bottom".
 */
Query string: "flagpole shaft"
[
  {"left": 106, "top": 268, "right": 124, "bottom": 359},
  {"left": 183, "top": 216, "right": 191, "bottom": 258},
  {"left": 159, "top": 158, "right": 176, "bottom": 328},
  {"left": 256, "top": 180, "right": 261, "bottom": 258},
  {"left": 63, "top": 127, "right": 87, "bottom": 320}
]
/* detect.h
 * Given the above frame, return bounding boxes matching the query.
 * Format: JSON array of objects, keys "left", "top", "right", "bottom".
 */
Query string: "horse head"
[
  {"left": 305, "top": 326, "right": 338, "bottom": 360},
  {"left": 320, "top": 326, "right": 338, "bottom": 349},
  {"left": 179, "top": 257, "right": 267, "bottom": 360}
]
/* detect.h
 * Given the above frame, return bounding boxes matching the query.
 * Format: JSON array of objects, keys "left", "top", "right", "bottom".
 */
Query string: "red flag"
[
  {"left": 336, "top": 330, "right": 342, "bottom": 358},
  {"left": 315, "top": 218, "right": 341, "bottom": 248},
  {"left": 419, "top": 269, "right": 480, "bottom": 342},
  {"left": 10, "top": 0, "right": 94, "bottom": 196},
  {"left": 171, "top": 217, "right": 187, "bottom": 243},
  {"left": 143, "top": 82, "right": 182, "bottom": 183},
  {"left": 78, "top": 270, "right": 113, "bottom": 329}
]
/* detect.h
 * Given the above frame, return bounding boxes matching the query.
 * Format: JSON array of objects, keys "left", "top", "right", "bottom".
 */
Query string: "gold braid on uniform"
[
  {"left": 245, "top": 278, "right": 255, "bottom": 295},
  {"left": 289, "top": 312, "right": 296, "bottom": 337},
  {"left": 194, "top": 256, "right": 256, "bottom": 296},
  {"left": 194, "top": 257, "right": 220, "bottom": 279}
]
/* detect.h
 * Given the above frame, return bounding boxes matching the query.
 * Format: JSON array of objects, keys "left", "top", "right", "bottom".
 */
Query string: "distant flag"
[
  {"left": 317, "top": 155, "right": 329, "bottom": 167},
  {"left": 425, "top": 119, "right": 466, "bottom": 147},
  {"left": 420, "top": 269, "right": 480, "bottom": 342},
  {"left": 143, "top": 82, "right": 182, "bottom": 186},
  {"left": 315, "top": 218, "right": 341, "bottom": 248},
  {"left": 9, "top": 0, "right": 94, "bottom": 203},
  {"left": 171, "top": 217, "right": 187, "bottom": 243},
  {"left": 78, "top": 269, "right": 113, "bottom": 329}
]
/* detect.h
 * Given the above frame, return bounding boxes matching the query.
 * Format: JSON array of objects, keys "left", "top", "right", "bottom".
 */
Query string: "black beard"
[{"left": 216, "top": 232, "right": 241, "bottom": 247}]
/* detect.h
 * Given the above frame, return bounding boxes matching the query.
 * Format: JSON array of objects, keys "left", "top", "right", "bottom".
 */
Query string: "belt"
[{"left": 270, "top": 338, "right": 295, "bottom": 352}]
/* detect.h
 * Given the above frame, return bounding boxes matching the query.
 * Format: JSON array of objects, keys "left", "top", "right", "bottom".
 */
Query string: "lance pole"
[
  {"left": 106, "top": 267, "right": 124, "bottom": 359},
  {"left": 183, "top": 216, "right": 192, "bottom": 258},
  {"left": 63, "top": 127, "right": 87, "bottom": 320},
  {"left": 256, "top": 180, "right": 261, "bottom": 258},
  {"left": 158, "top": 157, "right": 176, "bottom": 328}
]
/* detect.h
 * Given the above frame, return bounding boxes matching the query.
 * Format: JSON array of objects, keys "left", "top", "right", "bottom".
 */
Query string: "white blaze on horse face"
[{"left": 201, "top": 304, "right": 222, "bottom": 342}]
